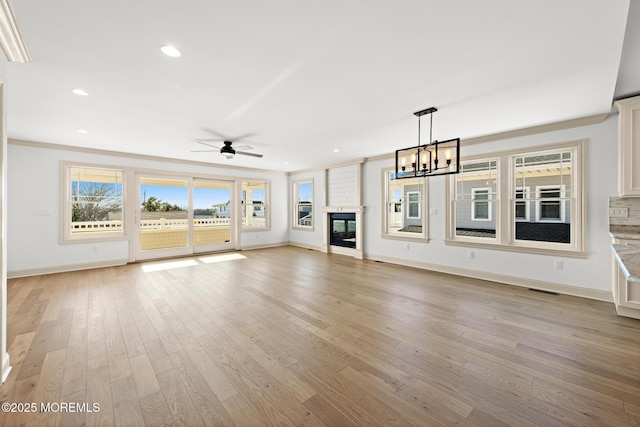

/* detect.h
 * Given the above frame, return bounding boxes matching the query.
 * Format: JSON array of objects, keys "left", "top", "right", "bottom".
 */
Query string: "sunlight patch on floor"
[
  {"left": 142, "top": 259, "right": 199, "bottom": 272},
  {"left": 199, "top": 253, "right": 246, "bottom": 264}
]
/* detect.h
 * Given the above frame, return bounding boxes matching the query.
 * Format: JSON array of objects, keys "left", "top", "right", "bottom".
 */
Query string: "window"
[
  {"left": 65, "top": 165, "right": 124, "bottom": 241},
  {"left": 515, "top": 187, "right": 530, "bottom": 221},
  {"left": 382, "top": 169, "right": 427, "bottom": 240},
  {"left": 453, "top": 160, "right": 497, "bottom": 239},
  {"left": 293, "top": 179, "right": 313, "bottom": 229},
  {"left": 447, "top": 141, "right": 584, "bottom": 254},
  {"left": 241, "top": 181, "right": 270, "bottom": 229},
  {"left": 535, "top": 185, "right": 564, "bottom": 221},
  {"left": 407, "top": 191, "right": 420, "bottom": 219},
  {"left": 471, "top": 188, "right": 491, "bottom": 221}
]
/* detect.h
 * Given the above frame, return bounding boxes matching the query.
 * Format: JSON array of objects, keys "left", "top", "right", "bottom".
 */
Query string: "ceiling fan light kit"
[
  {"left": 395, "top": 107, "right": 460, "bottom": 179},
  {"left": 192, "top": 130, "right": 264, "bottom": 159}
]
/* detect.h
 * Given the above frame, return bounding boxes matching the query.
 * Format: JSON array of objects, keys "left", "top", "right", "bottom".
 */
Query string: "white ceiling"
[{"left": 6, "top": 0, "right": 636, "bottom": 172}]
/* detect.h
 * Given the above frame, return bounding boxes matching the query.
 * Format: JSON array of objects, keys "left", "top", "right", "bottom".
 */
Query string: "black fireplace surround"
[{"left": 329, "top": 212, "right": 356, "bottom": 248}]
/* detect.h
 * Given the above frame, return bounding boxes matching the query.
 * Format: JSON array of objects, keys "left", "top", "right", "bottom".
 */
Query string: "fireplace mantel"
[{"left": 322, "top": 206, "right": 365, "bottom": 259}]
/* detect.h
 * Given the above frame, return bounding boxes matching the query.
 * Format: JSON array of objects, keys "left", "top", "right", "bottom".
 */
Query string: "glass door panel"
[
  {"left": 193, "top": 179, "right": 233, "bottom": 252},
  {"left": 137, "top": 176, "right": 190, "bottom": 259}
]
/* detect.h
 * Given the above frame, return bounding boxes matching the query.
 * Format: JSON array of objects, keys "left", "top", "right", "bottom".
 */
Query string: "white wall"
[
  {"left": 291, "top": 114, "right": 618, "bottom": 298},
  {"left": 7, "top": 143, "right": 289, "bottom": 274}
]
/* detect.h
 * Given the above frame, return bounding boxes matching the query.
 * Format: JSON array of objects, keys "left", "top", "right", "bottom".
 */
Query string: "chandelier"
[{"left": 395, "top": 107, "right": 460, "bottom": 179}]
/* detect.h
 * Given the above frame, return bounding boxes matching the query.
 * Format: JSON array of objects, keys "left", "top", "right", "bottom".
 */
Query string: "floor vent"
[{"left": 528, "top": 288, "right": 558, "bottom": 295}]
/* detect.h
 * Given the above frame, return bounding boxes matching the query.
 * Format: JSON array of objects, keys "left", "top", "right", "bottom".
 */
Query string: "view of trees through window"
[{"left": 70, "top": 167, "right": 124, "bottom": 237}]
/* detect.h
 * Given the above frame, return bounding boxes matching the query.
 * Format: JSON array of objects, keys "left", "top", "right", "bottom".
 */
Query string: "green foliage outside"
[{"left": 141, "top": 196, "right": 183, "bottom": 212}]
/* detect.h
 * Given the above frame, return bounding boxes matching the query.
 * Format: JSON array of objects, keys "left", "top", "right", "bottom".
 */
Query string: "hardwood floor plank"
[
  {"left": 4, "top": 246, "right": 640, "bottom": 426},
  {"left": 130, "top": 353, "right": 161, "bottom": 400},
  {"left": 139, "top": 391, "right": 177, "bottom": 427},
  {"left": 167, "top": 349, "right": 236, "bottom": 426},
  {"left": 221, "top": 393, "right": 265, "bottom": 427},
  {"left": 60, "top": 326, "right": 87, "bottom": 398},
  {"left": 156, "top": 368, "right": 205, "bottom": 427},
  {"left": 86, "top": 365, "right": 115, "bottom": 427},
  {"left": 303, "top": 393, "right": 359, "bottom": 427},
  {"left": 111, "top": 374, "right": 146, "bottom": 427},
  {"left": 339, "top": 366, "right": 449, "bottom": 426},
  {"left": 181, "top": 338, "right": 239, "bottom": 402},
  {"left": 143, "top": 338, "right": 174, "bottom": 376}
]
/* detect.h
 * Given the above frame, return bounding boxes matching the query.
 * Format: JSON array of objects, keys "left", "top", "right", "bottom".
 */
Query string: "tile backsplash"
[{"left": 609, "top": 196, "right": 640, "bottom": 226}]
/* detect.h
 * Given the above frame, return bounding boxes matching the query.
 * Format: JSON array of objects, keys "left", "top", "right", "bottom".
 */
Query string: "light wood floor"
[{"left": 2, "top": 246, "right": 640, "bottom": 426}]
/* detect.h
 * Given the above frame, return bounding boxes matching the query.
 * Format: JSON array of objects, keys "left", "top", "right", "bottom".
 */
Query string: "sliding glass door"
[
  {"left": 193, "top": 179, "right": 233, "bottom": 253},
  {"left": 135, "top": 175, "right": 234, "bottom": 260}
]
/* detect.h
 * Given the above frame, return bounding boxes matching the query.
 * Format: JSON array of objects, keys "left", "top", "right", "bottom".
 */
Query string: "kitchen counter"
[
  {"left": 611, "top": 243, "right": 640, "bottom": 319},
  {"left": 611, "top": 244, "right": 640, "bottom": 283}
]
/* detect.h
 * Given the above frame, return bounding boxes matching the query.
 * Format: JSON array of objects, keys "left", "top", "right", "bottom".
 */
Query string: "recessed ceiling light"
[
  {"left": 283, "top": 161, "right": 289, "bottom": 165},
  {"left": 333, "top": 149, "right": 339, "bottom": 153},
  {"left": 77, "top": 129, "right": 88, "bottom": 134},
  {"left": 72, "top": 89, "right": 89, "bottom": 96},
  {"left": 160, "top": 45, "right": 182, "bottom": 58}
]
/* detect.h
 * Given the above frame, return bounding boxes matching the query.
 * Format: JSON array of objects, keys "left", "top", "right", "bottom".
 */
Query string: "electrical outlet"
[
  {"left": 609, "top": 208, "right": 629, "bottom": 218},
  {"left": 430, "top": 208, "right": 437, "bottom": 215},
  {"left": 468, "top": 251, "right": 474, "bottom": 259},
  {"left": 554, "top": 260, "right": 563, "bottom": 269}
]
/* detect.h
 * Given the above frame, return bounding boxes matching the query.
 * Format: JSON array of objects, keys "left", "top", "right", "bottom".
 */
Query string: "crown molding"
[
  {"left": 8, "top": 138, "right": 287, "bottom": 175},
  {"left": 0, "top": 0, "right": 30, "bottom": 63},
  {"left": 460, "top": 112, "right": 609, "bottom": 146},
  {"left": 325, "top": 112, "right": 611, "bottom": 167}
]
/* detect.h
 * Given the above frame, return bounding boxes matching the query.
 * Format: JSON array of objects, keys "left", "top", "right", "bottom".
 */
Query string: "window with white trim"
[
  {"left": 471, "top": 188, "right": 492, "bottom": 221},
  {"left": 293, "top": 179, "right": 313, "bottom": 229},
  {"left": 515, "top": 187, "right": 530, "bottom": 221},
  {"left": 241, "top": 180, "right": 270, "bottom": 229},
  {"left": 382, "top": 169, "right": 427, "bottom": 240},
  {"left": 407, "top": 191, "right": 420, "bottom": 219},
  {"left": 535, "top": 185, "right": 565, "bottom": 222},
  {"left": 447, "top": 141, "right": 584, "bottom": 253},
  {"left": 453, "top": 160, "right": 497, "bottom": 239},
  {"left": 65, "top": 165, "right": 124, "bottom": 241}
]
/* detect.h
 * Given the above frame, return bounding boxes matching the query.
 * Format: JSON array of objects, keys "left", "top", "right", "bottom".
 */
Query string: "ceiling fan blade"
[
  {"left": 233, "top": 145, "right": 253, "bottom": 151},
  {"left": 190, "top": 150, "right": 218, "bottom": 152},
  {"left": 229, "top": 132, "right": 256, "bottom": 142},
  {"left": 204, "top": 128, "right": 232, "bottom": 140},
  {"left": 195, "top": 141, "right": 221, "bottom": 149},
  {"left": 236, "top": 151, "right": 263, "bottom": 158}
]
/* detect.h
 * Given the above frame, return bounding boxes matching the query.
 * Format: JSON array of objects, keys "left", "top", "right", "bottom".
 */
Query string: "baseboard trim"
[
  {"left": 1, "top": 352, "right": 11, "bottom": 384},
  {"left": 365, "top": 252, "right": 613, "bottom": 303},
  {"left": 287, "top": 241, "right": 323, "bottom": 251},
  {"left": 7, "top": 258, "right": 129, "bottom": 279},
  {"left": 240, "top": 242, "right": 289, "bottom": 251}
]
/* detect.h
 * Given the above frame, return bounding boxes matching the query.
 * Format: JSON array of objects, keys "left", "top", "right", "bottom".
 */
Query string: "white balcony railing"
[{"left": 70, "top": 217, "right": 266, "bottom": 234}]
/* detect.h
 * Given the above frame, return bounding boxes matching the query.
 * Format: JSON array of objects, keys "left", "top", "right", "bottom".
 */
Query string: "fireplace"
[
  {"left": 329, "top": 212, "right": 356, "bottom": 248},
  {"left": 322, "top": 206, "right": 364, "bottom": 259}
]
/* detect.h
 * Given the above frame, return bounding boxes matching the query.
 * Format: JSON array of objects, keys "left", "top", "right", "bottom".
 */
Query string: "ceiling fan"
[{"left": 192, "top": 130, "right": 264, "bottom": 159}]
